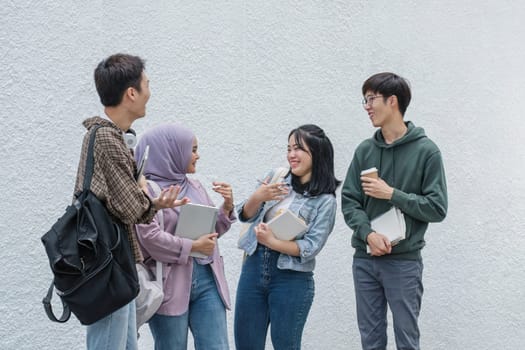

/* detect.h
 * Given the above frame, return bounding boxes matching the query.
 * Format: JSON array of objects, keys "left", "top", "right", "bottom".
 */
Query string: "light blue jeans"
[
  {"left": 148, "top": 262, "right": 229, "bottom": 350},
  {"left": 353, "top": 257, "right": 424, "bottom": 350},
  {"left": 86, "top": 300, "right": 137, "bottom": 350},
  {"left": 234, "top": 244, "right": 315, "bottom": 350}
]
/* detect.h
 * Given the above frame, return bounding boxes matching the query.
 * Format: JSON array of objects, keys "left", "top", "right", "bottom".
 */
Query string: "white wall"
[{"left": 1, "top": 1, "right": 524, "bottom": 349}]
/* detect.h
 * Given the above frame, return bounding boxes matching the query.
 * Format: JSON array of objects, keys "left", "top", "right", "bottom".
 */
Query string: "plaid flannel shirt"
[{"left": 74, "top": 116, "right": 156, "bottom": 262}]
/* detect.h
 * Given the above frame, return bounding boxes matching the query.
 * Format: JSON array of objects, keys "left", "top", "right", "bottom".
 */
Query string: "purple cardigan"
[{"left": 136, "top": 178, "right": 235, "bottom": 316}]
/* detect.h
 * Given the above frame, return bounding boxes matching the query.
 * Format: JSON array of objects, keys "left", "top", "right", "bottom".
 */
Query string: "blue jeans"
[
  {"left": 353, "top": 257, "right": 424, "bottom": 350},
  {"left": 234, "top": 245, "right": 314, "bottom": 350},
  {"left": 148, "top": 262, "right": 229, "bottom": 350},
  {"left": 86, "top": 300, "right": 137, "bottom": 350}
]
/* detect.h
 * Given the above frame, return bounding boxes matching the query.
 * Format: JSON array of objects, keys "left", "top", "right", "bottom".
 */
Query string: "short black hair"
[
  {"left": 362, "top": 72, "right": 411, "bottom": 116},
  {"left": 94, "top": 53, "right": 145, "bottom": 107},
  {"left": 288, "top": 124, "right": 340, "bottom": 196}
]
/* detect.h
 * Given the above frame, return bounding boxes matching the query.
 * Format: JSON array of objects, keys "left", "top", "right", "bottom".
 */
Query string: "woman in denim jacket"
[{"left": 234, "top": 124, "right": 340, "bottom": 350}]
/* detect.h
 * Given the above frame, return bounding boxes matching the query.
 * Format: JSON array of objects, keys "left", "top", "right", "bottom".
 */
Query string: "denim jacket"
[{"left": 237, "top": 170, "right": 337, "bottom": 272}]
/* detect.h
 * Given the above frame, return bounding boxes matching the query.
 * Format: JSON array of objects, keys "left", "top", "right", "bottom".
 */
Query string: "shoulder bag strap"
[{"left": 270, "top": 167, "right": 289, "bottom": 184}]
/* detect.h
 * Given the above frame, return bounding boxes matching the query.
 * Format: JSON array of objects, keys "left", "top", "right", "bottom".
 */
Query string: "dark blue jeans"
[
  {"left": 353, "top": 257, "right": 424, "bottom": 350},
  {"left": 234, "top": 245, "right": 314, "bottom": 350}
]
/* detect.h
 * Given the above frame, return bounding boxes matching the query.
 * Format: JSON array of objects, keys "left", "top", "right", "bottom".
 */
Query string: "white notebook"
[
  {"left": 367, "top": 206, "right": 406, "bottom": 253},
  {"left": 267, "top": 209, "right": 308, "bottom": 241},
  {"left": 175, "top": 203, "right": 218, "bottom": 258}
]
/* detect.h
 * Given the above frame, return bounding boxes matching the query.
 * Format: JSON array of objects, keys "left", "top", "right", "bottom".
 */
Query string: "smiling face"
[
  {"left": 287, "top": 134, "right": 313, "bottom": 184},
  {"left": 129, "top": 71, "right": 151, "bottom": 119},
  {"left": 363, "top": 90, "right": 395, "bottom": 128},
  {"left": 186, "top": 137, "right": 199, "bottom": 173}
]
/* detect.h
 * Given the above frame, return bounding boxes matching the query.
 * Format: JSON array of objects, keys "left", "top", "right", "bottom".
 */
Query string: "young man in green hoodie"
[{"left": 342, "top": 72, "right": 448, "bottom": 350}]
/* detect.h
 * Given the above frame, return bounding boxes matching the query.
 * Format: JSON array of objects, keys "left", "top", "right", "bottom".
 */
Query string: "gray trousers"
[{"left": 352, "top": 257, "right": 424, "bottom": 350}]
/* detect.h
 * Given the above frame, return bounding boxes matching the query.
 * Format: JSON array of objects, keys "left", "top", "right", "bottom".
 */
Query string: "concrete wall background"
[{"left": 1, "top": 1, "right": 524, "bottom": 349}]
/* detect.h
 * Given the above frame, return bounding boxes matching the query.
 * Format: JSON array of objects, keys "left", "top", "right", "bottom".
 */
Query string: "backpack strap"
[
  {"left": 42, "top": 279, "right": 71, "bottom": 323},
  {"left": 82, "top": 124, "right": 103, "bottom": 192}
]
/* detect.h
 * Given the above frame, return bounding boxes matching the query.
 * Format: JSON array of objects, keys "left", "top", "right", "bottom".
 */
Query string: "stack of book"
[{"left": 367, "top": 206, "right": 406, "bottom": 253}]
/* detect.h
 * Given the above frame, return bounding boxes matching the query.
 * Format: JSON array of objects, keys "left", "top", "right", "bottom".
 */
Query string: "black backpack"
[{"left": 41, "top": 125, "right": 139, "bottom": 325}]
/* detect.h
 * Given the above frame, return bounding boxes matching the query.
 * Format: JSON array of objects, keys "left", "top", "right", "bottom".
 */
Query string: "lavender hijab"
[{"left": 134, "top": 123, "right": 208, "bottom": 204}]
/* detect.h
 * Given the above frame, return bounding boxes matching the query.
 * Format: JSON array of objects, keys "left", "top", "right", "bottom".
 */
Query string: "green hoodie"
[{"left": 342, "top": 121, "right": 448, "bottom": 260}]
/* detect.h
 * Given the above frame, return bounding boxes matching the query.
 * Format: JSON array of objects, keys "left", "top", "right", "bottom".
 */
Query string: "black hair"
[
  {"left": 362, "top": 72, "right": 412, "bottom": 116},
  {"left": 94, "top": 53, "right": 145, "bottom": 107},
  {"left": 288, "top": 124, "right": 340, "bottom": 196}
]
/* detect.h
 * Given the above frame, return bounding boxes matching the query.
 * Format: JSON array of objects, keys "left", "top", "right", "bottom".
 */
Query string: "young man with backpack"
[{"left": 76, "top": 53, "right": 187, "bottom": 350}]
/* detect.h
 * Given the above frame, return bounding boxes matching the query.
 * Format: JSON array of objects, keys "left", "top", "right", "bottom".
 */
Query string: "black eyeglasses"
[{"left": 362, "top": 95, "right": 383, "bottom": 106}]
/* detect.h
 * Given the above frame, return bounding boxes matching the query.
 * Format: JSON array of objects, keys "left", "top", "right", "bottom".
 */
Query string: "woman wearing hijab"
[{"left": 135, "top": 123, "right": 235, "bottom": 350}]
